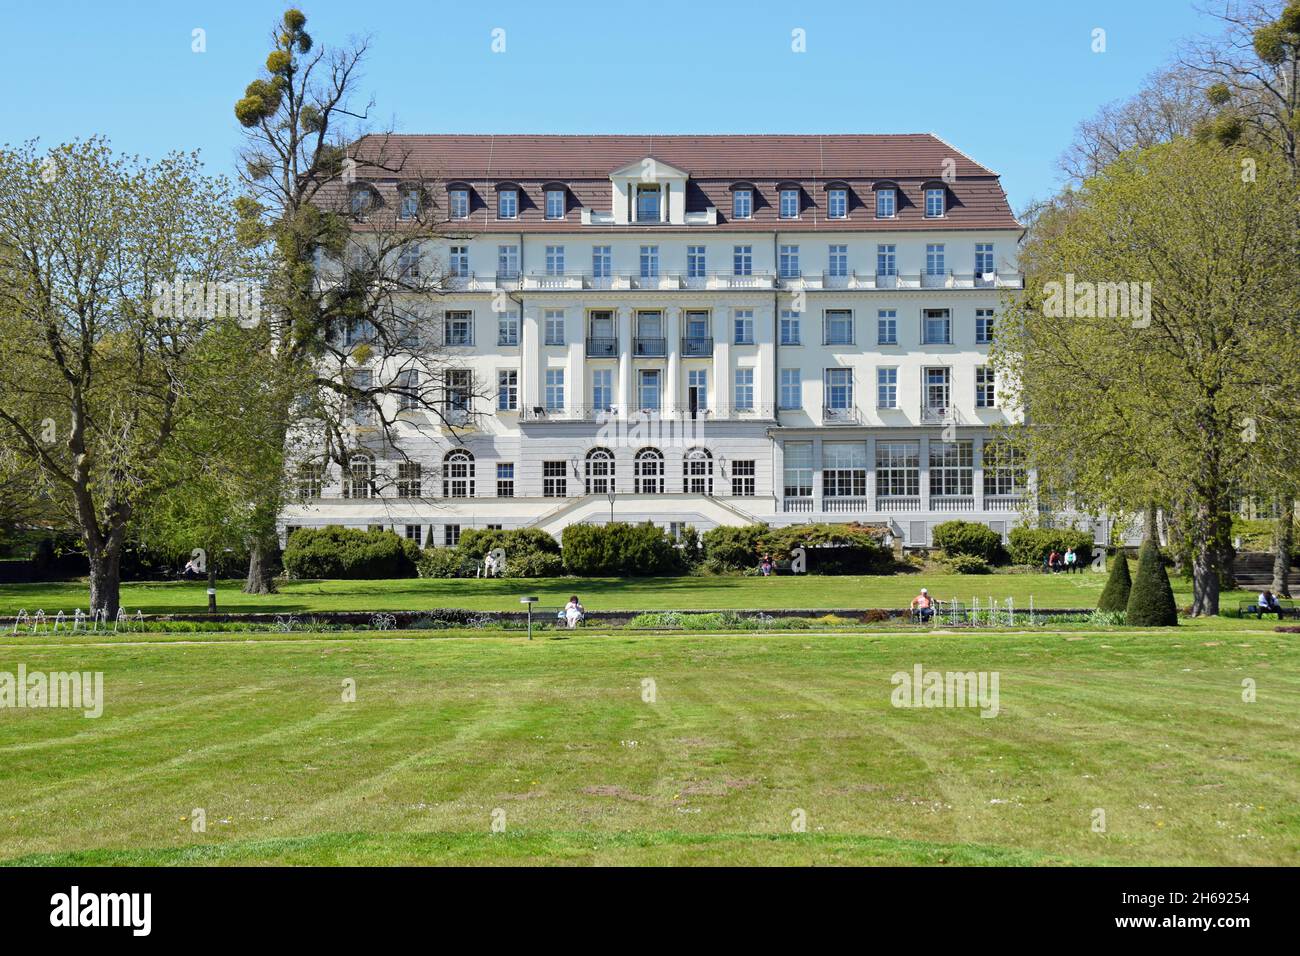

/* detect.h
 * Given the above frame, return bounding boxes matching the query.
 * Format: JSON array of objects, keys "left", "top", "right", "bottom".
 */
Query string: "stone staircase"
[{"left": 1233, "top": 551, "right": 1300, "bottom": 588}]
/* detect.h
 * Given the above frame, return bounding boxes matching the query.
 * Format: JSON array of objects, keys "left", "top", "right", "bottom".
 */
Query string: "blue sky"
[{"left": 0, "top": 0, "right": 1215, "bottom": 210}]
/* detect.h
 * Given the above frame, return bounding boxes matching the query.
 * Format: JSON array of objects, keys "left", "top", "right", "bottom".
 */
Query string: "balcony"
[
  {"left": 875, "top": 496, "right": 921, "bottom": 512},
  {"left": 634, "top": 337, "right": 667, "bottom": 357},
  {"left": 520, "top": 405, "right": 616, "bottom": 423},
  {"left": 983, "top": 494, "right": 1026, "bottom": 512},
  {"left": 822, "top": 406, "right": 862, "bottom": 425},
  {"left": 783, "top": 497, "right": 814, "bottom": 513},
  {"left": 930, "top": 495, "right": 975, "bottom": 512},
  {"left": 681, "top": 336, "right": 713, "bottom": 357},
  {"left": 920, "top": 405, "right": 952, "bottom": 425},
  {"left": 822, "top": 496, "right": 871, "bottom": 513},
  {"left": 585, "top": 336, "right": 618, "bottom": 358},
  {"left": 521, "top": 272, "right": 584, "bottom": 291}
]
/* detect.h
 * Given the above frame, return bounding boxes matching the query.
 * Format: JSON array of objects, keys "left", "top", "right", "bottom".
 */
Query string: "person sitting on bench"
[
  {"left": 1257, "top": 590, "right": 1283, "bottom": 618},
  {"left": 911, "top": 588, "right": 936, "bottom": 623}
]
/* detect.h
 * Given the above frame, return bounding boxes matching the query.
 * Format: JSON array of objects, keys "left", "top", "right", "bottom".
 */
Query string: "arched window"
[
  {"left": 683, "top": 447, "right": 713, "bottom": 495},
  {"left": 585, "top": 447, "right": 616, "bottom": 495},
  {"left": 344, "top": 454, "right": 374, "bottom": 500},
  {"left": 634, "top": 448, "right": 664, "bottom": 494},
  {"left": 442, "top": 450, "right": 475, "bottom": 498}
]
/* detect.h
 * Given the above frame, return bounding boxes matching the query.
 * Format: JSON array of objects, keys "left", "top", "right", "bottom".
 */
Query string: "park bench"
[
  {"left": 1237, "top": 599, "right": 1298, "bottom": 619},
  {"left": 547, "top": 606, "right": 587, "bottom": 628}
]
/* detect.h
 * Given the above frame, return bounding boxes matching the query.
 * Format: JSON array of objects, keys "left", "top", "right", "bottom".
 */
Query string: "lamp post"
[
  {"left": 520, "top": 595, "right": 538, "bottom": 640},
  {"left": 607, "top": 487, "right": 616, "bottom": 523}
]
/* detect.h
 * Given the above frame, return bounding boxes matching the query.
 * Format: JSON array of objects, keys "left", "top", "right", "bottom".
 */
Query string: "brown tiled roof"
[{"left": 348, "top": 133, "right": 1020, "bottom": 233}]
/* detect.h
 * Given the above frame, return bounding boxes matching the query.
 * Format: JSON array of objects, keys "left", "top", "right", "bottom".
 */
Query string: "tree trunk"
[
  {"left": 1143, "top": 502, "right": 1159, "bottom": 542},
  {"left": 87, "top": 545, "right": 122, "bottom": 618},
  {"left": 1274, "top": 495, "right": 1295, "bottom": 598},
  {"left": 1167, "top": 501, "right": 1187, "bottom": 577},
  {"left": 243, "top": 533, "right": 278, "bottom": 594},
  {"left": 1189, "top": 497, "right": 1231, "bottom": 617}
]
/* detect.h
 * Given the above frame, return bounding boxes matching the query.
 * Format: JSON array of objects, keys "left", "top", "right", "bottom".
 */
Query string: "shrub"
[
  {"left": 503, "top": 550, "right": 563, "bottom": 578},
  {"left": 1007, "top": 526, "right": 1094, "bottom": 567},
  {"left": 1097, "top": 551, "right": 1132, "bottom": 611},
  {"left": 759, "top": 522, "right": 892, "bottom": 574},
  {"left": 942, "top": 554, "right": 993, "bottom": 574},
  {"left": 933, "top": 520, "right": 1007, "bottom": 564},
  {"left": 701, "top": 523, "right": 769, "bottom": 571},
  {"left": 283, "top": 526, "right": 419, "bottom": 579},
  {"left": 561, "top": 522, "right": 682, "bottom": 576},
  {"left": 457, "top": 527, "right": 560, "bottom": 560},
  {"left": 1126, "top": 540, "right": 1178, "bottom": 626},
  {"left": 417, "top": 546, "right": 473, "bottom": 579}
]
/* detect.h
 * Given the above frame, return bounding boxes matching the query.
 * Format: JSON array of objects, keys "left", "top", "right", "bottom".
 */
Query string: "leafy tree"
[
  {"left": 1097, "top": 551, "right": 1133, "bottom": 612},
  {"left": 1126, "top": 540, "right": 1179, "bottom": 626}
]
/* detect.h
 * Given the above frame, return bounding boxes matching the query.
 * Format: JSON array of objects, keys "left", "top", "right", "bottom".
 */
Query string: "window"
[
  {"left": 397, "top": 242, "right": 421, "bottom": 279},
  {"left": 592, "top": 368, "right": 613, "bottom": 412},
  {"left": 350, "top": 187, "right": 373, "bottom": 220},
  {"left": 732, "top": 188, "right": 753, "bottom": 219},
  {"left": 634, "top": 448, "right": 664, "bottom": 493},
  {"left": 443, "top": 524, "right": 461, "bottom": 547},
  {"left": 638, "top": 369, "right": 661, "bottom": 412},
  {"left": 824, "top": 309, "right": 853, "bottom": 345},
  {"left": 876, "top": 309, "right": 898, "bottom": 346},
  {"left": 345, "top": 454, "right": 374, "bottom": 499},
  {"left": 784, "top": 442, "right": 813, "bottom": 498},
  {"left": 828, "top": 244, "right": 848, "bottom": 278},
  {"left": 779, "top": 244, "right": 800, "bottom": 278},
  {"left": 592, "top": 245, "right": 612, "bottom": 279},
  {"left": 544, "top": 369, "right": 565, "bottom": 411},
  {"left": 828, "top": 188, "right": 848, "bottom": 219},
  {"left": 584, "top": 448, "right": 615, "bottom": 494},
  {"left": 731, "top": 460, "right": 756, "bottom": 496},
  {"left": 636, "top": 311, "right": 663, "bottom": 354},
  {"left": 449, "top": 188, "right": 469, "bottom": 219},
  {"left": 779, "top": 188, "right": 800, "bottom": 219},
  {"left": 976, "top": 366, "right": 996, "bottom": 408},
  {"left": 924, "top": 367, "right": 951, "bottom": 413},
  {"left": 449, "top": 245, "right": 469, "bottom": 277},
  {"left": 780, "top": 310, "right": 801, "bottom": 345},
  {"left": 975, "top": 308, "right": 995, "bottom": 345},
  {"left": 496, "top": 462, "right": 515, "bottom": 498},
  {"left": 926, "top": 243, "right": 945, "bottom": 276},
  {"left": 824, "top": 368, "right": 853, "bottom": 409},
  {"left": 925, "top": 187, "right": 946, "bottom": 218},
  {"left": 733, "top": 309, "right": 754, "bottom": 345},
  {"left": 545, "top": 188, "right": 565, "bottom": 220},
  {"left": 542, "top": 460, "right": 567, "bottom": 497},
  {"left": 399, "top": 188, "right": 420, "bottom": 220},
  {"left": 877, "top": 367, "right": 898, "bottom": 409},
  {"left": 442, "top": 450, "right": 475, "bottom": 497},
  {"left": 445, "top": 369, "right": 472, "bottom": 414},
  {"left": 975, "top": 243, "right": 995, "bottom": 276},
  {"left": 397, "top": 369, "right": 419, "bottom": 411},
  {"left": 687, "top": 245, "right": 706, "bottom": 278},
  {"left": 497, "top": 244, "right": 519, "bottom": 279},
  {"left": 685, "top": 310, "right": 709, "bottom": 344},
  {"left": 876, "top": 441, "right": 919, "bottom": 497},
  {"left": 683, "top": 447, "right": 713, "bottom": 494},
  {"left": 923, "top": 308, "right": 951, "bottom": 345},
  {"left": 497, "top": 189, "right": 518, "bottom": 219},
  {"left": 876, "top": 188, "right": 896, "bottom": 218},
  {"left": 397, "top": 462, "right": 422, "bottom": 498},
  {"left": 545, "top": 245, "right": 565, "bottom": 276},
  {"left": 733, "top": 245, "right": 752, "bottom": 276},
  {"left": 497, "top": 369, "right": 518, "bottom": 411},
  {"left": 544, "top": 309, "right": 565, "bottom": 346},
  {"left": 779, "top": 368, "right": 801, "bottom": 409},
  {"left": 734, "top": 368, "right": 754, "bottom": 410},
  {"left": 498, "top": 311, "right": 519, "bottom": 346},
  {"left": 296, "top": 463, "right": 323, "bottom": 500},
  {"left": 984, "top": 442, "right": 1025, "bottom": 497},
  {"left": 636, "top": 184, "right": 661, "bottom": 222},
  {"left": 823, "top": 442, "right": 867, "bottom": 498},
  {"left": 343, "top": 317, "right": 375, "bottom": 347},
  {"left": 877, "top": 244, "right": 897, "bottom": 276},
  {"left": 639, "top": 245, "right": 659, "bottom": 278},
  {"left": 349, "top": 369, "right": 372, "bottom": 424},
  {"left": 444, "top": 310, "right": 473, "bottom": 346},
  {"left": 404, "top": 524, "right": 422, "bottom": 546},
  {"left": 930, "top": 441, "right": 973, "bottom": 496},
  {"left": 687, "top": 369, "right": 707, "bottom": 413}
]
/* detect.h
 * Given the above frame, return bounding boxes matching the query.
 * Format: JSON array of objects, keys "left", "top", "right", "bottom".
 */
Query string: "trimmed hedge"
[
  {"left": 456, "top": 527, "right": 560, "bottom": 560},
  {"left": 417, "top": 527, "right": 564, "bottom": 579},
  {"left": 700, "top": 524, "right": 769, "bottom": 571},
  {"left": 561, "top": 522, "right": 683, "bottom": 576},
  {"left": 1126, "top": 540, "right": 1178, "bottom": 626},
  {"left": 932, "top": 520, "right": 1007, "bottom": 564},
  {"left": 1097, "top": 552, "right": 1132, "bottom": 612},
  {"left": 942, "top": 554, "right": 992, "bottom": 574},
  {"left": 759, "top": 523, "right": 892, "bottom": 575},
  {"left": 283, "top": 526, "right": 420, "bottom": 579},
  {"left": 1007, "top": 527, "right": 1094, "bottom": 567}
]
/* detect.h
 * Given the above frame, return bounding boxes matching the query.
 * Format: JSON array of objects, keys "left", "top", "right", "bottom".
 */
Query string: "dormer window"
[
  {"left": 733, "top": 188, "right": 753, "bottom": 220},
  {"left": 827, "top": 187, "right": 848, "bottom": 219},
  {"left": 925, "top": 187, "right": 946, "bottom": 218},
  {"left": 448, "top": 187, "right": 470, "bottom": 219},
  {"left": 779, "top": 188, "right": 800, "bottom": 220},
  {"left": 497, "top": 188, "right": 519, "bottom": 220},
  {"left": 545, "top": 187, "right": 566, "bottom": 220},
  {"left": 636, "top": 184, "right": 661, "bottom": 222},
  {"left": 350, "top": 185, "right": 375, "bottom": 220},
  {"left": 876, "top": 187, "right": 896, "bottom": 219},
  {"left": 398, "top": 187, "right": 420, "bottom": 220}
]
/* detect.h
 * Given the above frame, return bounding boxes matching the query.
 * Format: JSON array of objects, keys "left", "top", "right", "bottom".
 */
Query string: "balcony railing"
[
  {"left": 634, "top": 337, "right": 667, "bottom": 357},
  {"left": 822, "top": 496, "right": 871, "bottom": 513},
  {"left": 822, "top": 406, "right": 862, "bottom": 425},
  {"left": 681, "top": 336, "right": 714, "bottom": 357},
  {"left": 920, "top": 405, "right": 952, "bottom": 424},
  {"left": 443, "top": 269, "right": 1024, "bottom": 294},
  {"left": 520, "top": 405, "right": 617, "bottom": 423},
  {"left": 875, "top": 496, "right": 921, "bottom": 512},
  {"left": 983, "top": 494, "right": 1026, "bottom": 512},
  {"left": 783, "top": 497, "right": 814, "bottom": 513},
  {"left": 585, "top": 336, "right": 618, "bottom": 357},
  {"left": 930, "top": 495, "right": 976, "bottom": 512}
]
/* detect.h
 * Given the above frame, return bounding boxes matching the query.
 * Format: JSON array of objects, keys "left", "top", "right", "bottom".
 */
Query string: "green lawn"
[
  {"left": 1, "top": 620, "right": 1295, "bottom": 865},
  {"left": 0, "top": 572, "right": 1260, "bottom": 616}
]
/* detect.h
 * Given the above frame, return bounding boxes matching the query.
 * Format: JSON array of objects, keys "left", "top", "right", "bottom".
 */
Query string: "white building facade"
[{"left": 280, "top": 134, "right": 1029, "bottom": 548}]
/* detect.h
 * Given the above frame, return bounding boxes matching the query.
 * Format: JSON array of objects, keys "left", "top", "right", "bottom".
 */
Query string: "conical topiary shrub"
[
  {"left": 1097, "top": 550, "right": 1132, "bottom": 612},
  {"left": 1125, "top": 540, "right": 1178, "bottom": 626}
]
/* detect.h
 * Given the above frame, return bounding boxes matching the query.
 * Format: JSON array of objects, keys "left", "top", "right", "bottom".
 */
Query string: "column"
[
  {"left": 522, "top": 306, "right": 541, "bottom": 411},
  {"left": 811, "top": 436, "right": 824, "bottom": 515},
  {"left": 617, "top": 307, "right": 632, "bottom": 417},
  {"left": 567, "top": 332, "right": 584, "bottom": 421},
  {"left": 713, "top": 307, "right": 731, "bottom": 417},
  {"left": 974, "top": 435, "right": 985, "bottom": 511},
  {"left": 665, "top": 306, "right": 681, "bottom": 418},
  {"left": 755, "top": 303, "right": 774, "bottom": 414}
]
